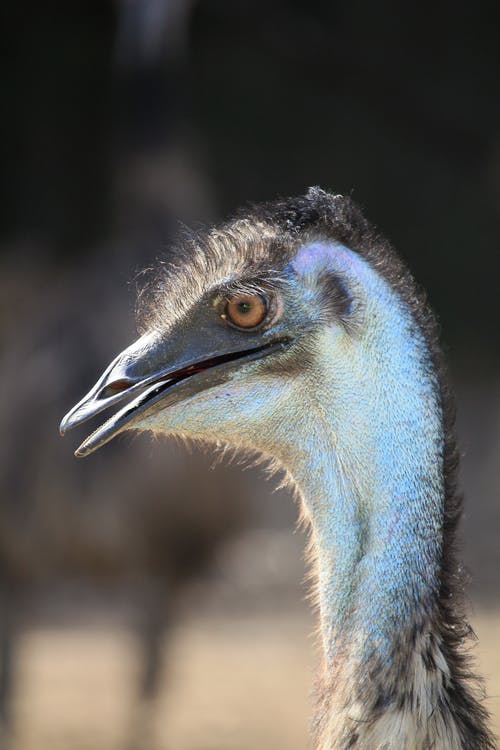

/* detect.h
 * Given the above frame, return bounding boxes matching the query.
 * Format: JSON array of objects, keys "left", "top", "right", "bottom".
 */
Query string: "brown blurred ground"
[{"left": 10, "top": 605, "right": 500, "bottom": 750}]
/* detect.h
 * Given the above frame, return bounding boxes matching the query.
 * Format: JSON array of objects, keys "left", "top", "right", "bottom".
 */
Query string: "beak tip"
[
  {"left": 59, "top": 408, "right": 78, "bottom": 436},
  {"left": 74, "top": 436, "right": 94, "bottom": 457},
  {"left": 59, "top": 402, "right": 90, "bottom": 437}
]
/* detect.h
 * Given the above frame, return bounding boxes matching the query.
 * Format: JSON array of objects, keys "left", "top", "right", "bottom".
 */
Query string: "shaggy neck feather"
[
  {"left": 282, "top": 243, "right": 449, "bottom": 746},
  {"left": 293, "top": 325, "right": 444, "bottom": 667},
  {"left": 289, "top": 243, "right": 443, "bottom": 662}
]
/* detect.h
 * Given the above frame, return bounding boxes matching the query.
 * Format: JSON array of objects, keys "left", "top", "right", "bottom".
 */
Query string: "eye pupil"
[{"left": 224, "top": 293, "right": 267, "bottom": 329}]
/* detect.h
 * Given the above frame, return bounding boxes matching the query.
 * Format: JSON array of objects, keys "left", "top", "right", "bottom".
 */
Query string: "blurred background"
[{"left": 1, "top": 1, "right": 499, "bottom": 748}]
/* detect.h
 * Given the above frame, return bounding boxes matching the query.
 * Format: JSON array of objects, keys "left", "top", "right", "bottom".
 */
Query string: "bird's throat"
[
  {"left": 289, "top": 337, "right": 449, "bottom": 747},
  {"left": 293, "top": 387, "right": 444, "bottom": 659},
  {"left": 284, "top": 243, "right": 452, "bottom": 746},
  {"left": 292, "top": 256, "right": 444, "bottom": 663}
]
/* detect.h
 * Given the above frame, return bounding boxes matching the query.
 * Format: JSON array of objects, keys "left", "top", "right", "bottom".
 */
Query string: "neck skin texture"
[{"left": 281, "top": 244, "right": 455, "bottom": 748}]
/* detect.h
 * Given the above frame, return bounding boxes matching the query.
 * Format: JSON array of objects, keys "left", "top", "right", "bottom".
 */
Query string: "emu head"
[{"left": 61, "top": 188, "right": 412, "bottom": 469}]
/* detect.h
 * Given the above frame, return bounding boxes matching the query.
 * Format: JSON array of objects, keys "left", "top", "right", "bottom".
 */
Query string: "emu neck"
[
  {"left": 290, "top": 245, "right": 444, "bottom": 666},
  {"left": 285, "top": 243, "right": 452, "bottom": 746},
  {"left": 293, "top": 328, "right": 446, "bottom": 746},
  {"left": 294, "top": 345, "right": 444, "bottom": 666}
]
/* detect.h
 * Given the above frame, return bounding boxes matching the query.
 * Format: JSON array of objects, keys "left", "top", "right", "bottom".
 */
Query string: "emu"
[{"left": 61, "top": 189, "right": 495, "bottom": 749}]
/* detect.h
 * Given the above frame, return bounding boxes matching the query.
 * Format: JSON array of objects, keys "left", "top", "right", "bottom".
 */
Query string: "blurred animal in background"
[
  {"left": 0, "top": 3, "right": 246, "bottom": 744},
  {"left": 0, "top": 253, "right": 249, "bottom": 748},
  {"left": 63, "top": 189, "right": 495, "bottom": 749}
]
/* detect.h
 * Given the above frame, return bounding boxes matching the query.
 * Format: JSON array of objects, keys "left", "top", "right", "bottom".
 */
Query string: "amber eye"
[{"left": 224, "top": 293, "right": 268, "bottom": 329}]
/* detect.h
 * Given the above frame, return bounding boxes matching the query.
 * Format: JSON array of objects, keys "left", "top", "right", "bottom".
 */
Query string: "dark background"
[
  {"left": 3, "top": 1, "right": 500, "bottom": 352},
  {"left": 1, "top": 2, "right": 499, "bottom": 748}
]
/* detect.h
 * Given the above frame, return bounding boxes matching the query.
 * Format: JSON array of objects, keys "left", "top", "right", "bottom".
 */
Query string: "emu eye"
[{"left": 224, "top": 293, "right": 268, "bottom": 329}]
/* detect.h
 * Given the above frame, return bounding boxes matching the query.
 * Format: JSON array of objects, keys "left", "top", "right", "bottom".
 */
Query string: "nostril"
[{"left": 98, "top": 379, "right": 133, "bottom": 400}]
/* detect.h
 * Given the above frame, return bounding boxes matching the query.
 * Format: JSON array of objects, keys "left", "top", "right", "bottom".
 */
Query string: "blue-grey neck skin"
[{"left": 285, "top": 242, "right": 444, "bottom": 666}]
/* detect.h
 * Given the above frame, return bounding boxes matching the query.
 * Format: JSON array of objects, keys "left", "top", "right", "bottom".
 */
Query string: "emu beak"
[{"left": 60, "top": 328, "right": 287, "bottom": 458}]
